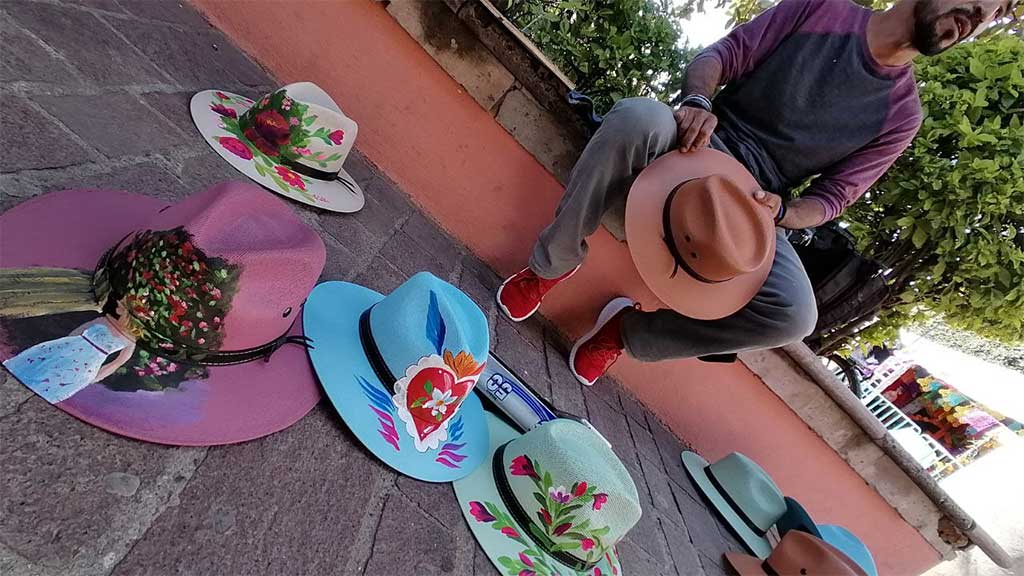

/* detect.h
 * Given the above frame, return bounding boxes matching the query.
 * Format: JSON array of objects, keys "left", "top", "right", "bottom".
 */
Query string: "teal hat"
[
  {"left": 681, "top": 451, "right": 786, "bottom": 558},
  {"left": 304, "top": 273, "right": 490, "bottom": 481},
  {"left": 455, "top": 414, "right": 640, "bottom": 575}
]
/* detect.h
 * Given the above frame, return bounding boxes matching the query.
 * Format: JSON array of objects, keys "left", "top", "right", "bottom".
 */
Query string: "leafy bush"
[{"left": 499, "top": 0, "right": 698, "bottom": 112}]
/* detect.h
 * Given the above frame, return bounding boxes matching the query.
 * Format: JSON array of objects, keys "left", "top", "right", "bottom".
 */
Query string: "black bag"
[{"left": 790, "top": 223, "right": 890, "bottom": 352}]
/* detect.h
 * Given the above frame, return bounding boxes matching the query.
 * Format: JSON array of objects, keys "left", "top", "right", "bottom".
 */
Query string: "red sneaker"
[
  {"left": 570, "top": 297, "right": 638, "bottom": 386},
  {"left": 497, "top": 266, "right": 579, "bottom": 322}
]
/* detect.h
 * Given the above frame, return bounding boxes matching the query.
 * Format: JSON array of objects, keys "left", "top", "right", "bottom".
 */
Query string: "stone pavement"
[{"left": 0, "top": 1, "right": 745, "bottom": 574}]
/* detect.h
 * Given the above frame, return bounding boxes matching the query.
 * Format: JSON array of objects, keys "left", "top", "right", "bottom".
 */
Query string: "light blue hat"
[
  {"left": 682, "top": 451, "right": 786, "bottom": 558},
  {"left": 304, "top": 272, "right": 490, "bottom": 481}
]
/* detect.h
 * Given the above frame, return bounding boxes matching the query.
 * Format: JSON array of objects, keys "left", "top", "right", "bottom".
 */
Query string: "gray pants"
[{"left": 529, "top": 98, "right": 817, "bottom": 361}]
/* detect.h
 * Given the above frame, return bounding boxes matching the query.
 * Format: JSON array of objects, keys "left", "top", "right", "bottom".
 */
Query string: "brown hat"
[
  {"left": 725, "top": 530, "right": 869, "bottom": 576},
  {"left": 624, "top": 149, "right": 775, "bottom": 320}
]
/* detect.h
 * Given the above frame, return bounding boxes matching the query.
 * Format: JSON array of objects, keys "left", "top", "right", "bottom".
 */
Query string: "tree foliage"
[
  {"left": 845, "top": 36, "right": 1024, "bottom": 346},
  {"left": 499, "top": 0, "right": 699, "bottom": 112}
]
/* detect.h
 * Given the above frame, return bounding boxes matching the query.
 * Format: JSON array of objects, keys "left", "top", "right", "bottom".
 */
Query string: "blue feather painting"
[{"left": 425, "top": 290, "right": 446, "bottom": 355}]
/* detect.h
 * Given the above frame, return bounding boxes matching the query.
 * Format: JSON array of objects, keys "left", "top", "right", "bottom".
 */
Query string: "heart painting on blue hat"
[{"left": 304, "top": 272, "right": 490, "bottom": 481}]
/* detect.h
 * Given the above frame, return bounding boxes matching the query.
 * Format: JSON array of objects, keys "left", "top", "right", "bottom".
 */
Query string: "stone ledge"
[{"left": 383, "top": 0, "right": 587, "bottom": 183}]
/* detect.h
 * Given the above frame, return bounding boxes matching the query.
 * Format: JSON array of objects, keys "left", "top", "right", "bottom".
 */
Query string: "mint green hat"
[
  {"left": 681, "top": 451, "right": 786, "bottom": 559},
  {"left": 456, "top": 413, "right": 640, "bottom": 575}
]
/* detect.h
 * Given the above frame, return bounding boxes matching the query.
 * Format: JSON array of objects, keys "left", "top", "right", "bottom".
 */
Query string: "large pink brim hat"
[
  {"left": 0, "top": 186, "right": 324, "bottom": 446},
  {"left": 625, "top": 149, "right": 775, "bottom": 320}
]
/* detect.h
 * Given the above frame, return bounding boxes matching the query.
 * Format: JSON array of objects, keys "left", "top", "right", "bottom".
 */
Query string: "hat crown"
[
  {"left": 768, "top": 531, "right": 868, "bottom": 576},
  {"left": 500, "top": 419, "right": 641, "bottom": 567},
  {"left": 369, "top": 272, "right": 489, "bottom": 375},
  {"left": 117, "top": 182, "right": 325, "bottom": 351},
  {"left": 367, "top": 272, "right": 489, "bottom": 450},
  {"left": 668, "top": 175, "right": 774, "bottom": 282},
  {"left": 707, "top": 452, "right": 786, "bottom": 532},
  {"left": 238, "top": 82, "right": 357, "bottom": 172}
]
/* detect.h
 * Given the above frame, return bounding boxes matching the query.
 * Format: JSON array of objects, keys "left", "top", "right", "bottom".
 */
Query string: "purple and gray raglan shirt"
[{"left": 693, "top": 0, "right": 923, "bottom": 224}]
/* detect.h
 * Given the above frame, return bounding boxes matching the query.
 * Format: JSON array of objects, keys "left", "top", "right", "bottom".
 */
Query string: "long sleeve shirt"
[{"left": 694, "top": 0, "right": 923, "bottom": 224}]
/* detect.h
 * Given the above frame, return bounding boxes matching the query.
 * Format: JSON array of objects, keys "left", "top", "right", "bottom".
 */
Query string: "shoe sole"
[
  {"left": 569, "top": 297, "right": 636, "bottom": 387},
  {"left": 496, "top": 266, "right": 579, "bottom": 323}
]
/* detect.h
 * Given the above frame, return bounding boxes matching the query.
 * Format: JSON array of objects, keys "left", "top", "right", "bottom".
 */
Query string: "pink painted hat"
[{"left": 0, "top": 182, "right": 326, "bottom": 446}]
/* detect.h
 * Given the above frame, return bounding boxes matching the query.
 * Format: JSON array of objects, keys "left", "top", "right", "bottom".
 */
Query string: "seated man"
[{"left": 496, "top": 0, "right": 1014, "bottom": 386}]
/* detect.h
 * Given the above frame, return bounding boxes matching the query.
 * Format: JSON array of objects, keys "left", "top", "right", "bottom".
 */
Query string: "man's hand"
[
  {"left": 753, "top": 190, "right": 783, "bottom": 221},
  {"left": 674, "top": 107, "right": 718, "bottom": 152}
]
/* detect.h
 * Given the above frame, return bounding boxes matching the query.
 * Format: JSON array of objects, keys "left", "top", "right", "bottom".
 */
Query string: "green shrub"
[
  {"left": 499, "top": 0, "right": 698, "bottom": 112},
  {"left": 843, "top": 36, "right": 1024, "bottom": 346}
]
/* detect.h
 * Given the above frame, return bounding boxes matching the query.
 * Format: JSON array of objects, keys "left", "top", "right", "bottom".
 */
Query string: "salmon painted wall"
[{"left": 191, "top": 1, "right": 938, "bottom": 573}]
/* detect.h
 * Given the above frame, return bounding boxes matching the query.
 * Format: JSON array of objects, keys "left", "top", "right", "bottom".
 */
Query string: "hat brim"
[
  {"left": 454, "top": 412, "right": 623, "bottom": 576},
  {"left": 0, "top": 190, "right": 322, "bottom": 446},
  {"left": 723, "top": 551, "right": 769, "bottom": 575},
  {"left": 624, "top": 149, "right": 775, "bottom": 320},
  {"left": 303, "top": 281, "right": 489, "bottom": 482},
  {"left": 681, "top": 451, "right": 773, "bottom": 558},
  {"left": 818, "top": 525, "right": 878, "bottom": 576},
  {"left": 190, "top": 90, "right": 365, "bottom": 214}
]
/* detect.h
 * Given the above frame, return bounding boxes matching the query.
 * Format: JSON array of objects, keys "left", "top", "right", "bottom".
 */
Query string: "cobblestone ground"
[{"left": 0, "top": 1, "right": 745, "bottom": 574}]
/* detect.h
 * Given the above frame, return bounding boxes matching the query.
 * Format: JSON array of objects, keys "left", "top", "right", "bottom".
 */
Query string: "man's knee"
[
  {"left": 601, "top": 98, "right": 676, "bottom": 149},
  {"left": 773, "top": 292, "right": 818, "bottom": 345}
]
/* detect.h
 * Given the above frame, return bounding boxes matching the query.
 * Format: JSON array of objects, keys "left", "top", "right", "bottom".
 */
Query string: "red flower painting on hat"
[{"left": 392, "top": 291, "right": 485, "bottom": 452}]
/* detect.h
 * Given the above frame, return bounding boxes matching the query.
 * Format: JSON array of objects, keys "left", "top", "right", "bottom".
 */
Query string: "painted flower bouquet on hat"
[{"left": 0, "top": 182, "right": 326, "bottom": 446}]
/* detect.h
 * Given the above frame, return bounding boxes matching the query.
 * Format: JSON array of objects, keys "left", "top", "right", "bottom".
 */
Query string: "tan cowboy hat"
[
  {"left": 725, "top": 530, "right": 868, "bottom": 576},
  {"left": 624, "top": 149, "right": 776, "bottom": 320}
]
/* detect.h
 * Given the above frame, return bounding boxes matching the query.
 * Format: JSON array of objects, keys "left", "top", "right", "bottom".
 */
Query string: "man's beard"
[{"left": 912, "top": 2, "right": 978, "bottom": 56}]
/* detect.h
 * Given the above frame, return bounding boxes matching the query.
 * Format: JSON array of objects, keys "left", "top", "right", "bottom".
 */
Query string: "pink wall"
[{"left": 191, "top": 1, "right": 939, "bottom": 573}]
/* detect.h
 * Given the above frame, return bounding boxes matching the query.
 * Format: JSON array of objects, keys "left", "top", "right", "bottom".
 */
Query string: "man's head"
[{"left": 909, "top": 0, "right": 1017, "bottom": 55}]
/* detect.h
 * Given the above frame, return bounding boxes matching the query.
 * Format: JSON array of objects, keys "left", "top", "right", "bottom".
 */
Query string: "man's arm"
[
  {"left": 675, "top": 0, "right": 817, "bottom": 151},
  {"left": 782, "top": 115, "right": 921, "bottom": 227}
]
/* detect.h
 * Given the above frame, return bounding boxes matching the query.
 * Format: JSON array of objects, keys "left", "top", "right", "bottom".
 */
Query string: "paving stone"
[
  {"left": 0, "top": 395, "right": 197, "bottom": 566},
  {"left": 354, "top": 255, "right": 408, "bottom": 295},
  {"left": 203, "top": 28, "right": 273, "bottom": 87},
  {"left": 616, "top": 537, "right": 676, "bottom": 576},
  {"left": 0, "top": 370, "right": 32, "bottom": 420},
  {"left": 586, "top": 376, "right": 623, "bottom": 413},
  {"left": 112, "top": 405, "right": 387, "bottom": 575},
  {"left": 141, "top": 91, "right": 198, "bottom": 139},
  {"left": 626, "top": 501, "right": 673, "bottom": 568},
  {"left": 31, "top": 161, "right": 189, "bottom": 203},
  {"left": 401, "top": 212, "right": 464, "bottom": 278},
  {"left": 319, "top": 207, "right": 384, "bottom": 270},
  {"left": 673, "top": 482, "right": 738, "bottom": 562},
  {"left": 379, "top": 227, "right": 453, "bottom": 279},
  {"left": 363, "top": 492, "right": 466, "bottom": 575},
  {"left": 4, "top": 1, "right": 164, "bottom": 85},
  {"left": 473, "top": 547, "right": 501, "bottom": 575},
  {"left": 660, "top": 516, "right": 705, "bottom": 576},
  {"left": 346, "top": 179, "right": 411, "bottom": 239},
  {"left": 34, "top": 93, "right": 185, "bottom": 158},
  {"left": 628, "top": 412, "right": 662, "bottom": 468},
  {"left": 585, "top": 391, "right": 638, "bottom": 467},
  {"left": 649, "top": 414, "right": 694, "bottom": 490},
  {"left": 1, "top": 97, "right": 92, "bottom": 172},
  {"left": 699, "top": 552, "right": 729, "bottom": 576},
  {"left": 0, "top": 20, "right": 79, "bottom": 84},
  {"left": 640, "top": 455, "right": 685, "bottom": 527},
  {"left": 394, "top": 476, "right": 469, "bottom": 532},
  {"left": 544, "top": 336, "right": 587, "bottom": 418},
  {"left": 115, "top": 0, "right": 210, "bottom": 27},
  {"left": 456, "top": 257, "right": 497, "bottom": 317},
  {"left": 62, "top": 0, "right": 125, "bottom": 12},
  {"left": 177, "top": 150, "right": 248, "bottom": 191},
  {"left": 620, "top": 391, "right": 650, "bottom": 431},
  {"left": 495, "top": 316, "right": 548, "bottom": 388},
  {"left": 110, "top": 21, "right": 241, "bottom": 89}
]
